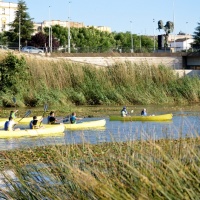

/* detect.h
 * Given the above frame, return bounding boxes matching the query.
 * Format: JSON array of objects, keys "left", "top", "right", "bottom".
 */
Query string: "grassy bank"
[
  {"left": 0, "top": 137, "right": 199, "bottom": 199},
  {"left": 0, "top": 52, "right": 200, "bottom": 107}
]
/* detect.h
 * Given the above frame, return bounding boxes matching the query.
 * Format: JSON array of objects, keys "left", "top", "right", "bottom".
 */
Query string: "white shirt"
[{"left": 7, "top": 120, "right": 16, "bottom": 131}]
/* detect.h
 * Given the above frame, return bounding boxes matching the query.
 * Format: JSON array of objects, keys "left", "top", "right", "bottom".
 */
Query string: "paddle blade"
[
  {"left": 44, "top": 104, "right": 48, "bottom": 112},
  {"left": 17, "top": 110, "right": 31, "bottom": 123},
  {"left": 12, "top": 97, "right": 16, "bottom": 104},
  {"left": 24, "top": 110, "right": 31, "bottom": 118}
]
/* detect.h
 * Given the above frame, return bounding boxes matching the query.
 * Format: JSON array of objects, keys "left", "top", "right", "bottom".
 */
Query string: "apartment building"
[
  {"left": 33, "top": 20, "right": 111, "bottom": 34},
  {"left": 0, "top": 0, "right": 18, "bottom": 32}
]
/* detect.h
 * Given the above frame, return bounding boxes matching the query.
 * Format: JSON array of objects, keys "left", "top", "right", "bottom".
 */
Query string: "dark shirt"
[
  {"left": 29, "top": 119, "right": 38, "bottom": 129},
  {"left": 49, "top": 116, "right": 56, "bottom": 124}
]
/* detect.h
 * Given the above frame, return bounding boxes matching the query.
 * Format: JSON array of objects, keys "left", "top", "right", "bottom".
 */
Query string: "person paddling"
[
  {"left": 121, "top": 106, "right": 128, "bottom": 117},
  {"left": 29, "top": 116, "right": 43, "bottom": 129},
  {"left": 70, "top": 112, "right": 82, "bottom": 124},
  {"left": 4, "top": 117, "right": 19, "bottom": 131},
  {"left": 9, "top": 110, "right": 18, "bottom": 119},
  {"left": 141, "top": 108, "right": 147, "bottom": 116},
  {"left": 48, "top": 111, "right": 60, "bottom": 124}
]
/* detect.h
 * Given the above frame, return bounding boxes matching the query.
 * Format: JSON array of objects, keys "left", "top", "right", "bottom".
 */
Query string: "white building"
[
  {"left": 170, "top": 37, "right": 194, "bottom": 52},
  {"left": 0, "top": 0, "right": 18, "bottom": 32}
]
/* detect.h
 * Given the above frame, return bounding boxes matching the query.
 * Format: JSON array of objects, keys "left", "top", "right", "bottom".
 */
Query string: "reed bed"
[
  {"left": 0, "top": 134, "right": 199, "bottom": 199},
  {"left": 1, "top": 52, "right": 200, "bottom": 107}
]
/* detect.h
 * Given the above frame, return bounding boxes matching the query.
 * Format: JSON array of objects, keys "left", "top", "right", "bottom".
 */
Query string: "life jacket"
[
  {"left": 49, "top": 116, "right": 56, "bottom": 124},
  {"left": 70, "top": 116, "right": 76, "bottom": 124},
  {"left": 29, "top": 120, "right": 38, "bottom": 129},
  {"left": 47, "top": 116, "right": 50, "bottom": 124}
]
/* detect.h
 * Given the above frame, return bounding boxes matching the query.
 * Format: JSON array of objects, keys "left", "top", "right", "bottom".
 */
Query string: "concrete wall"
[
  {"left": 175, "top": 70, "right": 200, "bottom": 77},
  {"left": 64, "top": 56, "right": 183, "bottom": 69}
]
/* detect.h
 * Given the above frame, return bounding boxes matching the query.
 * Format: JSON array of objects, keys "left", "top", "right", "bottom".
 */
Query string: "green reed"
[
  {"left": 0, "top": 136, "right": 199, "bottom": 199},
  {"left": 1, "top": 52, "right": 200, "bottom": 106}
]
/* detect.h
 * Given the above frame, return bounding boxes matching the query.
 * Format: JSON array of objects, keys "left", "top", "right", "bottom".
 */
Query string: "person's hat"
[{"left": 123, "top": 106, "right": 126, "bottom": 109}]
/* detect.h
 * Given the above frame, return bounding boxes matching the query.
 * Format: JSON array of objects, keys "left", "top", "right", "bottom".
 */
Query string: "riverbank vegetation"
[
  {"left": 0, "top": 137, "right": 199, "bottom": 199},
  {"left": 0, "top": 52, "right": 200, "bottom": 107}
]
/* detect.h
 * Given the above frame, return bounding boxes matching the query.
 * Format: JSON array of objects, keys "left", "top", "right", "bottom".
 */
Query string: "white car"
[
  {"left": 21, "top": 46, "right": 44, "bottom": 54},
  {"left": 0, "top": 45, "right": 9, "bottom": 50}
]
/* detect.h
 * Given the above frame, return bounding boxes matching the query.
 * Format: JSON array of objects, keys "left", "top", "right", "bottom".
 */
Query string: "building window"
[{"left": 2, "top": 8, "right": 5, "bottom": 15}]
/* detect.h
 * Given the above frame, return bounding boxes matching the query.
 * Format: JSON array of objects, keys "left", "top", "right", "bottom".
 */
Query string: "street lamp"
[
  {"left": 186, "top": 22, "right": 188, "bottom": 52},
  {"left": 68, "top": 1, "right": 71, "bottom": 53},
  {"left": 173, "top": 0, "right": 176, "bottom": 52},
  {"left": 153, "top": 19, "right": 155, "bottom": 52},
  {"left": 19, "top": 13, "right": 21, "bottom": 51},
  {"left": 48, "top": 6, "right": 52, "bottom": 53},
  {"left": 130, "top": 21, "right": 133, "bottom": 53}
]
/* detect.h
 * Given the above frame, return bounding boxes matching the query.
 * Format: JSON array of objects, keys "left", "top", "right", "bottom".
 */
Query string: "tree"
[
  {"left": 29, "top": 32, "right": 47, "bottom": 47},
  {"left": 193, "top": 22, "right": 200, "bottom": 49},
  {"left": 0, "top": 32, "right": 8, "bottom": 45},
  {"left": 0, "top": 53, "right": 29, "bottom": 93},
  {"left": 9, "top": 0, "right": 34, "bottom": 44}
]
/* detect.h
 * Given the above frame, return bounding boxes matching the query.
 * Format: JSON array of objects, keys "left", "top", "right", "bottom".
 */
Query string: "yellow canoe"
[
  {"left": 0, "top": 116, "right": 42, "bottom": 127},
  {"left": 0, "top": 125, "right": 65, "bottom": 139},
  {"left": 64, "top": 119, "right": 106, "bottom": 130},
  {"left": 109, "top": 114, "right": 173, "bottom": 121}
]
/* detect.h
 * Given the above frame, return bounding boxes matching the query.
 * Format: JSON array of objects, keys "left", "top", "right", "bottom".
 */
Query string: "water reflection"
[{"left": 0, "top": 110, "right": 199, "bottom": 151}]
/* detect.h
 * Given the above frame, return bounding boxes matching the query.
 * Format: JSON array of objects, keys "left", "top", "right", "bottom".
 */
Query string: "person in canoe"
[
  {"left": 9, "top": 110, "right": 18, "bottom": 119},
  {"left": 121, "top": 106, "right": 128, "bottom": 117},
  {"left": 141, "top": 108, "right": 147, "bottom": 116},
  {"left": 4, "top": 117, "right": 20, "bottom": 131},
  {"left": 29, "top": 116, "right": 43, "bottom": 129},
  {"left": 48, "top": 111, "right": 60, "bottom": 124},
  {"left": 70, "top": 112, "right": 82, "bottom": 124}
]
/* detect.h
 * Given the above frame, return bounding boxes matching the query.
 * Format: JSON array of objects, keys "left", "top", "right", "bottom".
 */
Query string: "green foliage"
[
  {"left": 1, "top": 52, "right": 200, "bottom": 107},
  {"left": 193, "top": 22, "right": 200, "bottom": 48},
  {"left": 8, "top": 0, "right": 34, "bottom": 44},
  {"left": 0, "top": 53, "right": 29, "bottom": 94},
  {"left": 43, "top": 25, "right": 154, "bottom": 52},
  {"left": 0, "top": 32, "right": 8, "bottom": 45},
  {"left": 1, "top": 138, "right": 200, "bottom": 199}
]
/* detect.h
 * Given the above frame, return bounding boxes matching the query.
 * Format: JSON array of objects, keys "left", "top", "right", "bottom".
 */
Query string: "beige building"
[
  {"left": 33, "top": 20, "right": 111, "bottom": 34},
  {"left": 0, "top": 0, "right": 18, "bottom": 32}
]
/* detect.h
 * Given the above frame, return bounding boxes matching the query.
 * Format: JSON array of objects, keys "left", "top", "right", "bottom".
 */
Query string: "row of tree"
[{"left": 0, "top": 0, "right": 200, "bottom": 52}]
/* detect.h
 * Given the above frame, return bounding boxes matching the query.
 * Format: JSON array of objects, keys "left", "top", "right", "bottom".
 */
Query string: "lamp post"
[
  {"left": 130, "top": 21, "right": 133, "bottom": 53},
  {"left": 138, "top": 33, "right": 141, "bottom": 52},
  {"left": 186, "top": 22, "right": 188, "bottom": 52},
  {"left": 153, "top": 19, "right": 155, "bottom": 52},
  {"left": 173, "top": 0, "right": 176, "bottom": 52},
  {"left": 19, "top": 13, "right": 21, "bottom": 51},
  {"left": 68, "top": 1, "right": 71, "bottom": 53},
  {"left": 48, "top": 6, "right": 51, "bottom": 53}
]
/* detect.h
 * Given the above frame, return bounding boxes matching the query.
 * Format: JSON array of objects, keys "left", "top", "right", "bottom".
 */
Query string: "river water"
[{"left": 0, "top": 105, "right": 199, "bottom": 151}]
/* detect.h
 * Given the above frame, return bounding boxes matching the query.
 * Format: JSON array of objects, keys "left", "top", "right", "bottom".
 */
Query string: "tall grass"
[
  {"left": 1, "top": 52, "right": 200, "bottom": 106},
  {"left": 0, "top": 136, "right": 199, "bottom": 199}
]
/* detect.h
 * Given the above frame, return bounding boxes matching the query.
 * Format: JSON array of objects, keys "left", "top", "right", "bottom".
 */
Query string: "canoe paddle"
[
  {"left": 12, "top": 97, "right": 16, "bottom": 109},
  {"left": 13, "top": 110, "right": 32, "bottom": 127},
  {"left": 39, "top": 104, "right": 48, "bottom": 126},
  {"left": 18, "top": 110, "right": 31, "bottom": 123}
]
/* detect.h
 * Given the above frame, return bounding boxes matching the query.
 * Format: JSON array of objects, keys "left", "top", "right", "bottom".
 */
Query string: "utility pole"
[
  {"left": 186, "top": 22, "right": 188, "bottom": 52},
  {"left": 68, "top": 1, "right": 71, "bottom": 53},
  {"left": 130, "top": 21, "right": 133, "bottom": 53},
  {"left": 19, "top": 13, "right": 21, "bottom": 51},
  {"left": 49, "top": 6, "right": 51, "bottom": 53},
  {"left": 153, "top": 19, "right": 155, "bottom": 52}
]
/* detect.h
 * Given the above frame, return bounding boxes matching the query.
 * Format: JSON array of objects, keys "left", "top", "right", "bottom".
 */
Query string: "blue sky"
[{"left": 7, "top": 0, "right": 199, "bottom": 36}]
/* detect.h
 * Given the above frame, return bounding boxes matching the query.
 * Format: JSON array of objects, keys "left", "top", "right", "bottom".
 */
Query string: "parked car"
[
  {"left": 0, "top": 45, "right": 9, "bottom": 50},
  {"left": 21, "top": 46, "right": 44, "bottom": 54}
]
